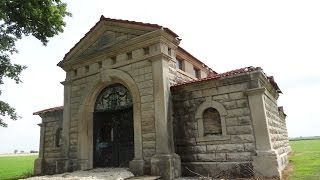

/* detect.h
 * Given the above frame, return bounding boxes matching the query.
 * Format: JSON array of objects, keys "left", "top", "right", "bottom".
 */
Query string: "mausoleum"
[{"left": 33, "top": 16, "right": 291, "bottom": 179}]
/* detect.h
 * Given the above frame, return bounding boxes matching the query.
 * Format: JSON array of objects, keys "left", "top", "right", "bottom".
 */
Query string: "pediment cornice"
[
  {"left": 58, "top": 17, "right": 179, "bottom": 70},
  {"left": 60, "top": 29, "right": 179, "bottom": 71}
]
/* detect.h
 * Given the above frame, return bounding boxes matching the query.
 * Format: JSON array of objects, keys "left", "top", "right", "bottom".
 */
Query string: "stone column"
[
  {"left": 129, "top": 99, "right": 145, "bottom": 175},
  {"left": 61, "top": 82, "right": 71, "bottom": 172},
  {"left": 150, "top": 55, "right": 181, "bottom": 180},
  {"left": 34, "top": 122, "right": 46, "bottom": 175},
  {"left": 78, "top": 104, "right": 93, "bottom": 170},
  {"left": 245, "top": 87, "right": 281, "bottom": 178}
]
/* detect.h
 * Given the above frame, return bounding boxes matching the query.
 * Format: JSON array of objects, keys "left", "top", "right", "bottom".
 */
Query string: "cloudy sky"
[{"left": 0, "top": 0, "right": 319, "bottom": 153}]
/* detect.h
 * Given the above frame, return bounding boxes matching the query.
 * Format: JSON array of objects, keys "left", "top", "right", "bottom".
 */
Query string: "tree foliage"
[{"left": 0, "top": 0, "right": 71, "bottom": 127}]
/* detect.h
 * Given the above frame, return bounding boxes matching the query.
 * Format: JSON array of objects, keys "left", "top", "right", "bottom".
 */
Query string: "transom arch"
[
  {"left": 84, "top": 69, "right": 141, "bottom": 113},
  {"left": 94, "top": 83, "right": 133, "bottom": 112}
]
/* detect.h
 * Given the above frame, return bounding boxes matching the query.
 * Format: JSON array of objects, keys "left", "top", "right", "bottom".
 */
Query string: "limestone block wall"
[
  {"left": 263, "top": 92, "right": 290, "bottom": 170},
  {"left": 120, "top": 60, "right": 156, "bottom": 171},
  {"left": 40, "top": 110, "right": 63, "bottom": 174},
  {"left": 65, "top": 43, "right": 163, "bottom": 172},
  {"left": 68, "top": 73, "right": 101, "bottom": 162},
  {"left": 168, "top": 58, "right": 195, "bottom": 86},
  {"left": 171, "top": 74, "right": 256, "bottom": 177}
]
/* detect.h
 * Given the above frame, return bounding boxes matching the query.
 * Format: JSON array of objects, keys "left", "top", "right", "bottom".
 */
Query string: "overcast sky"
[{"left": 0, "top": 0, "right": 319, "bottom": 153}]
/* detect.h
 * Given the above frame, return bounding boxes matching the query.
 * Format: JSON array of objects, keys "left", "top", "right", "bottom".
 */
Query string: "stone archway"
[
  {"left": 77, "top": 69, "right": 144, "bottom": 174},
  {"left": 93, "top": 83, "right": 134, "bottom": 167}
]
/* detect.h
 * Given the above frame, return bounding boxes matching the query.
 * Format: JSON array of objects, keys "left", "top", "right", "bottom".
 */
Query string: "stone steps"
[{"left": 126, "top": 176, "right": 162, "bottom": 180}]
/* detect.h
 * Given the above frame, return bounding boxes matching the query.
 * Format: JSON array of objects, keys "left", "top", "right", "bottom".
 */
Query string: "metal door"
[
  {"left": 93, "top": 84, "right": 134, "bottom": 167},
  {"left": 93, "top": 109, "right": 134, "bottom": 167}
]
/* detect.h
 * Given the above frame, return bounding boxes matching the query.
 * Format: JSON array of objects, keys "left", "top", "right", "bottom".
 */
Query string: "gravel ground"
[{"left": 23, "top": 168, "right": 134, "bottom": 180}]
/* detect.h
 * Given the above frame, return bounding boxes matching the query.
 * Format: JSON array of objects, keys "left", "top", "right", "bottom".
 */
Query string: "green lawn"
[
  {"left": 0, "top": 155, "right": 37, "bottom": 180},
  {"left": 289, "top": 139, "right": 320, "bottom": 180},
  {"left": 0, "top": 141, "right": 319, "bottom": 180}
]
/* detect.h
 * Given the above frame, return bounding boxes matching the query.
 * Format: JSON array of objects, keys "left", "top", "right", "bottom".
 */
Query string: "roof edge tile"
[{"left": 33, "top": 106, "right": 63, "bottom": 115}]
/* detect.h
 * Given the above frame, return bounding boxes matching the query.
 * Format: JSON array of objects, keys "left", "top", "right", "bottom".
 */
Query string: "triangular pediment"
[
  {"left": 80, "top": 30, "right": 138, "bottom": 57},
  {"left": 60, "top": 16, "right": 169, "bottom": 65}
]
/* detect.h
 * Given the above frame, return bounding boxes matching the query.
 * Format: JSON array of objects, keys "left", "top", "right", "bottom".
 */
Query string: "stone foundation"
[
  {"left": 151, "top": 154, "right": 181, "bottom": 180},
  {"left": 182, "top": 162, "right": 253, "bottom": 178}
]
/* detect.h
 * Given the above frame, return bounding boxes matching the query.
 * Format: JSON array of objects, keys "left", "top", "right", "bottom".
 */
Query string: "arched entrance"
[{"left": 93, "top": 83, "right": 134, "bottom": 167}]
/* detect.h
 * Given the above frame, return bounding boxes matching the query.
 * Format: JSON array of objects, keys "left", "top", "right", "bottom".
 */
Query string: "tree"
[{"left": 0, "top": 0, "right": 71, "bottom": 127}]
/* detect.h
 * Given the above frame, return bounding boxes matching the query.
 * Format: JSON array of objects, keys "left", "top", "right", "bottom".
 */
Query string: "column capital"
[
  {"left": 245, "top": 87, "right": 266, "bottom": 96},
  {"left": 60, "top": 80, "right": 72, "bottom": 85},
  {"left": 149, "top": 53, "right": 172, "bottom": 62}
]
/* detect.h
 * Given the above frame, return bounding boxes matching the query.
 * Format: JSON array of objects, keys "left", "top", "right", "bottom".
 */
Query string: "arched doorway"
[{"left": 93, "top": 84, "right": 134, "bottom": 167}]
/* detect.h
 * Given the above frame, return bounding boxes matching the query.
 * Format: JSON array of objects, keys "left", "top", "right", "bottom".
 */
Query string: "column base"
[
  {"left": 129, "top": 159, "right": 145, "bottom": 176},
  {"left": 151, "top": 153, "right": 181, "bottom": 180},
  {"left": 34, "top": 158, "right": 44, "bottom": 175},
  {"left": 253, "top": 150, "right": 281, "bottom": 178}
]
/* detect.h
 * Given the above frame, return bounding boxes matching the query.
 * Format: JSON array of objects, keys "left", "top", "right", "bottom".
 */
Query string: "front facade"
[{"left": 33, "top": 16, "right": 291, "bottom": 179}]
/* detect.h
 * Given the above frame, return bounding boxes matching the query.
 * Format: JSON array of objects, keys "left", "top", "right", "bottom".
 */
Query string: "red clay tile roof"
[
  {"left": 59, "top": 15, "right": 179, "bottom": 64},
  {"left": 33, "top": 106, "right": 63, "bottom": 115},
  {"left": 171, "top": 66, "right": 282, "bottom": 93},
  {"left": 172, "top": 66, "right": 258, "bottom": 88}
]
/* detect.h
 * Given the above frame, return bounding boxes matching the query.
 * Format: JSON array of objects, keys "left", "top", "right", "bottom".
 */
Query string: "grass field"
[
  {"left": 0, "top": 155, "right": 37, "bottom": 180},
  {"left": 289, "top": 139, "right": 320, "bottom": 180}
]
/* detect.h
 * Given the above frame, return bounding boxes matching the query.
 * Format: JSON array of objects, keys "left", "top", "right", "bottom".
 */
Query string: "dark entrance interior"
[{"left": 93, "top": 84, "right": 134, "bottom": 168}]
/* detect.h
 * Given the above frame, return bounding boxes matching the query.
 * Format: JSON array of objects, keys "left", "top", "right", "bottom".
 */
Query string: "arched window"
[
  {"left": 203, "top": 108, "right": 222, "bottom": 136},
  {"left": 195, "top": 100, "right": 228, "bottom": 141}
]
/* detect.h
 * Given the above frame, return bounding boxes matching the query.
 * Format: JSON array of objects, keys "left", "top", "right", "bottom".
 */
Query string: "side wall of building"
[
  {"left": 168, "top": 48, "right": 212, "bottom": 86},
  {"left": 34, "top": 110, "right": 63, "bottom": 175},
  {"left": 264, "top": 91, "right": 291, "bottom": 171},
  {"left": 171, "top": 73, "right": 256, "bottom": 178},
  {"left": 244, "top": 70, "right": 290, "bottom": 178},
  {"left": 172, "top": 70, "right": 291, "bottom": 178}
]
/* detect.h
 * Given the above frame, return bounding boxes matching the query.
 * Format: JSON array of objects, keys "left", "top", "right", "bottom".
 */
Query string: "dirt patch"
[{"left": 282, "top": 162, "right": 294, "bottom": 180}]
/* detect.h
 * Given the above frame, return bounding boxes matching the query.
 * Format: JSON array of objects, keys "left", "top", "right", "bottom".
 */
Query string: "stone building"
[{"left": 33, "top": 16, "right": 291, "bottom": 179}]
